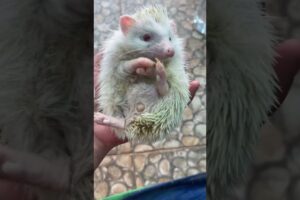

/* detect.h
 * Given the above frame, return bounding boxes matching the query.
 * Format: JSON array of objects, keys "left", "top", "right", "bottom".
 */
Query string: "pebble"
[
  {"left": 134, "top": 155, "right": 147, "bottom": 172},
  {"left": 124, "top": 172, "right": 134, "bottom": 187},
  {"left": 182, "top": 136, "right": 200, "bottom": 146},
  {"left": 159, "top": 177, "right": 171, "bottom": 183},
  {"left": 144, "top": 165, "right": 156, "bottom": 178},
  {"left": 94, "top": 181, "right": 108, "bottom": 199},
  {"left": 195, "top": 124, "right": 206, "bottom": 137},
  {"left": 149, "top": 154, "right": 162, "bottom": 163},
  {"left": 189, "top": 96, "right": 201, "bottom": 113},
  {"left": 193, "top": 67, "right": 204, "bottom": 76},
  {"left": 173, "top": 168, "right": 185, "bottom": 179},
  {"left": 159, "top": 159, "right": 171, "bottom": 176},
  {"left": 187, "top": 168, "right": 200, "bottom": 176},
  {"left": 108, "top": 166, "right": 122, "bottom": 180},
  {"left": 164, "top": 139, "right": 181, "bottom": 148},
  {"left": 183, "top": 107, "right": 193, "bottom": 120},
  {"left": 181, "top": 121, "right": 194, "bottom": 135},
  {"left": 173, "top": 157, "right": 187, "bottom": 169},
  {"left": 101, "top": 156, "right": 112, "bottom": 166},
  {"left": 136, "top": 176, "right": 144, "bottom": 188},
  {"left": 116, "top": 155, "right": 132, "bottom": 169},
  {"left": 111, "top": 183, "right": 127, "bottom": 195},
  {"left": 135, "top": 144, "right": 153, "bottom": 152},
  {"left": 117, "top": 142, "right": 132, "bottom": 153}
]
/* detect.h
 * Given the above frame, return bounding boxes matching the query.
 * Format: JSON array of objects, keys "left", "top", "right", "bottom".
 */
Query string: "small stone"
[
  {"left": 159, "top": 177, "right": 171, "bottom": 183},
  {"left": 116, "top": 155, "right": 132, "bottom": 169},
  {"left": 182, "top": 21, "right": 193, "bottom": 31},
  {"left": 118, "top": 142, "right": 132, "bottom": 153},
  {"left": 108, "top": 165, "right": 122, "bottom": 180},
  {"left": 94, "top": 168, "right": 101, "bottom": 180},
  {"left": 134, "top": 155, "right": 147, "bottom": 172},
  {"left": 195, "top": 124, "right": 206, "bottom": 137},
  {"left": 101, "top": 167, "right": 108, "bottom": 180},
  {"left": 189, "top": 96, "right": 201, "bottom": 113},
  {"left": 182, "top": 136, "right": 200, "bottom": 146},
  {"left": 124, "top": 172, "right": 134, "bottom": 187},
  {"left": 144, "top": 165, "right": 156, "bottom": 178},
  {"left": 198, "top": 159, "right": 207, "bottom": 172},
  {"left": 183, "top": 107, "right": 193, "bottom": 120},
  {"left": 94, "top": 181, "right": 108, "bottom": 199},
  {"left": 135, "top": 144, "right": 153, "bottom": 152},
  {"left": 101, "top": 156, "right": 112, "bottom": 166},
  {"left": 164, "top": 140, "right": 181, "bottom": 148},
  {"left": 149, "top": 154, "right": 162, "bottom": 163},
  {"left": 187, "top": 168, "right": 200, "bottom": 176},
  {"left": 102, "top": 9, "right": 111, "bottom": 16},
  {"left": 187, "top": 38, "right": 201, "bottom": 51},
  {"left": 145, "top": 180, "right": 156, "bottom": 186},
  {"left": 188, "top": 151, "right": 199, "bottom": 160},
  {"left": 173, "top": 168, "right": 185, "bottom": 179},
  {"left": 111, "top": 183, "right": 127, "bottom": 195},
  {"left": 193, "top": 67, "right": 204, "bottom": 76},
  {"left": 159, "top": 159, "right": 171, "bottom": 176},
  {"left": 188, "top": 160, "right": 197, "bottom": 167},
  {"left": 181, "top": 121, "right": 194, "bottom": 135},
  {"left": 136, "top": 176, "right": 144, "bottom": 188},
  {"left": 173, "top": 157, "right": 187, "bottom": 169}
]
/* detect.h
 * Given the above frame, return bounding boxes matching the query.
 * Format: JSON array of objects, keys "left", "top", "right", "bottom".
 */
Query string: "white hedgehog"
[
  {"left": 96, "top": 5, "right": 190, "bottom": 142},
  {"left": 207, "top": 0, "right": 278, "bottom": 199}
]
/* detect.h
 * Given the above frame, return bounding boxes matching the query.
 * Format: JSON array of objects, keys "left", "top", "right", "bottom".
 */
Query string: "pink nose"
[{"left": 165, "top": 48, "right": 175, "bottom": 57}]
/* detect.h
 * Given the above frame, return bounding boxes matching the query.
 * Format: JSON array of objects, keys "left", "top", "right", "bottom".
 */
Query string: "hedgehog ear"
[
  {"left": 170, "top": 20, "right": 177, "bottom": 34},
  {"left": 120, "top": 15, "right": 136, "bottom": 35}
]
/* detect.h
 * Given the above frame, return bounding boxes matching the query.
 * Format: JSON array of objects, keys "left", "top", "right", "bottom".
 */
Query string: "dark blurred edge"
[{"left": 0, "top": 0, "right": 94, "bottom": 199}]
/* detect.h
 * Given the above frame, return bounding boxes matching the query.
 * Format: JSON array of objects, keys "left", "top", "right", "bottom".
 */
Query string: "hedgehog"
[{"left": 95, "top": 5, "right": 190, "bottom": 142}]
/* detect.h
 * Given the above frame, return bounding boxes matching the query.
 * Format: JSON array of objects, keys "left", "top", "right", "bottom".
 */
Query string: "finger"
[
  {"left": 136, "top": 67, "right": 155, "bottom": 77},
  {"left": 94, "top": 112, "right": 125, "bottom": 129},
  {"left": 188, "top": 80, "right": 200, "bottom": 105},
  {"left": 124, "top": 57, "right": 155, "bottom": 74},
  {"left": 155, "top": 60, "right": 169, "bottom": 96},
  {"left": 102, "top": 116, "right": 125, "bottom": 129}
]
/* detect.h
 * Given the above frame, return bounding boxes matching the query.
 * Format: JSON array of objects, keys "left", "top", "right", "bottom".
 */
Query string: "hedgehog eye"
[
  {"left": 169, "top": 36, "right": 172, "bottom": 41},
  {"left": 142, "top": 34, "right": 152, "bottom": 42}
]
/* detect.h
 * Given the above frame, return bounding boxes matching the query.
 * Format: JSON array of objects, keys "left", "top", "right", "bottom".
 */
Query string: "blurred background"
[
  {"left": 230, "top": 1, "right": 300, "bottom": 199},
  {"left": 94, "top": 0, "right": 206, "bottom": 199}
]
